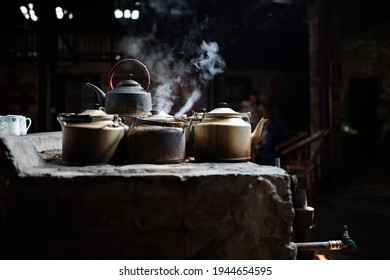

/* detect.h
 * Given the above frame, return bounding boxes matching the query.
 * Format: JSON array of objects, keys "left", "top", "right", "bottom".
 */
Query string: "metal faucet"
[
  {"left": 340, "top": 225, "right": 357, "bottom": 251},
  {"left": 295, "top": 225, "right": 357, "bottom": 251}
]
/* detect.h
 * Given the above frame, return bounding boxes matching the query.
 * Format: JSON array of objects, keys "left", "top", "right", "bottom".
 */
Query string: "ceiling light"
[
  {"left": 55, "top": 7, "right": 64, "bottom": 19},
  {"left": 20, "top": 6, "right": 28, "bottom": 14},
  {"left": 114, "top": 9, "right": 123, "bottom": 19},
  {"left": 124, "top": 9, "right": 131, "bottom": 19},
  {"left": 131, "top": 10, "right": 140, "bottom": 20},
  {"left": 55, "top": 6, "right": 73, "bottom": 20},
  {"left": 20, "top": 3, "right": 38, "bottom": 21}
]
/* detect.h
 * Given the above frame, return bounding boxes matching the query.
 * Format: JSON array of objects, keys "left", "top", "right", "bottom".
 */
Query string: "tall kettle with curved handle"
[{"left": 85, "top": 58, "right": 152, "bottom": 123}]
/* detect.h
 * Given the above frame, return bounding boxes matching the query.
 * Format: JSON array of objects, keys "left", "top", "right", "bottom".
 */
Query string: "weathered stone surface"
[{"left": 0, "top": 132, "right": 296, "bottom": 259}]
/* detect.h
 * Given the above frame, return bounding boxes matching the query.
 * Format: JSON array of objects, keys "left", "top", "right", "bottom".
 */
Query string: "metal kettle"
[
  {"left": 193, "top": 103, "right": 268, "bottom": 162},
  {"left": 126, "top": 110, "right": 188, "bottom": 164},
  {"left": 85, "top": 58, "right": 152, "bottom": 122},
  {"left": 57, "top": 107, "right": 129, "bottom": 166}
]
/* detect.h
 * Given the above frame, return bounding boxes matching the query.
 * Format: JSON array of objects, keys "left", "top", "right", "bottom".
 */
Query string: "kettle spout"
[
  {"left": 251, "top": 117, "right": 268, "bottom": 145},
  {"left": 85, "top": 83, "right": 106, "bottom": 107}
]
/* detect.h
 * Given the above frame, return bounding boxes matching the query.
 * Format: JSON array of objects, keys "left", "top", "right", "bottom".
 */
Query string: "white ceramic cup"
[
  {"left": 0, "top": 115, "right": 22, "bottom": 136},
  {"left": 7, "top": 115, "right": 32, "bottom": 135}
]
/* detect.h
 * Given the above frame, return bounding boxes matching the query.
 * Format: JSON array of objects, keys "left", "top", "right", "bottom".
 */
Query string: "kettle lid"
[
  {"left": 78, "top": 108, "right": 109, "bottom": 118},
  {"left": 58, "top": 106, "right": 114, "bottom": 123},
  {"left": 108, "top": 74, "right": 150, "bottom": 95},
  {"left": 135, "top": 110, "right": 187, "bottom": 128},
  {"left": 206, "top": 103, "right": 242, "bottom": 118},
  {"left": 116, "top": 78, "right": 141, "bottom": 88}
]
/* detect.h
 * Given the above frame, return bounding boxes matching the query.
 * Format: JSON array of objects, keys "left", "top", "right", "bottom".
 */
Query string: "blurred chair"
[
  {"left": 275, "top": 131, "right": 308, "bottom": 153},
  {"left": 279, "top": 129, "right": 330, "bottom": 203}
]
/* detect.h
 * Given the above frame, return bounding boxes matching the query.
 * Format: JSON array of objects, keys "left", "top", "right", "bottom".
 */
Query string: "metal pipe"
[
  {"left": 295, "top": 225, "right": 357, "bottom": 252},
  {"left": 295, "top": 240, "right": 343, "bottom": 251},
  {"left": 275, "top": 157, "right": 281, "bottom": 168}
]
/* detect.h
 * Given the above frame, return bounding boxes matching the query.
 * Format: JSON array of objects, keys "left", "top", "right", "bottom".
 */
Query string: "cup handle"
[{"left": 26, "top": 118, "right": 32, "bottom": 132}]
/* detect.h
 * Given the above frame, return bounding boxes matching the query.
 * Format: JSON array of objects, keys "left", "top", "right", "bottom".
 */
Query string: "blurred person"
[
  {"left": 240, "top": 91, "right": 262, "bottom": 130},
  {"left": 254, "top": 105, "right": 289, "bottom": 165}
]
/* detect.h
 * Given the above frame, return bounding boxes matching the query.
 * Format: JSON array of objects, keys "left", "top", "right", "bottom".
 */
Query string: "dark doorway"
[{"left": 347, "top": 77, "right": 380, "bottom": 165}]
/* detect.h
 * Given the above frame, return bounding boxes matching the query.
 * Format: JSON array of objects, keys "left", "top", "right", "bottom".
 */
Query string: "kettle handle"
[{"left": 108, "top": 58, "right": 151, "bottom": 90}]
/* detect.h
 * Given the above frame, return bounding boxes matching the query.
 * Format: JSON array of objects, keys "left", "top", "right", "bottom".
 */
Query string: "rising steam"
[
  {"left": 176, "top": 87, "right": 202, "bottom": 116},
  {"left": 121, "top": 2, "right": 226, "bottom": 114},
  {"left": 152, "top": 40, "right": 225, "bottom": 114},
  {"left": 191, "top": 41, "right": 226, "bottom": 85}
]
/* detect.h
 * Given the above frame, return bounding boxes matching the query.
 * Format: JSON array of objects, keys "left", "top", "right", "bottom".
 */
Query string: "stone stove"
[{"left": 0, "top": 132, "right": 296, "bottom": 259}]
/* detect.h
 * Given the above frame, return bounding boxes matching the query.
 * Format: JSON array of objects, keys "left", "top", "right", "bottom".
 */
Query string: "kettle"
[
  {"left": 85, "top": 58, "right": 152, "bottom": 123},
  {"left": 126, "top": 110, "right": 188, "bottom": 164},
  {"left": 57, "top": 107, "right": 129, "bottom": 166},
  {"left": 193, "top": 103, "right": 268, "bottom": 162}
]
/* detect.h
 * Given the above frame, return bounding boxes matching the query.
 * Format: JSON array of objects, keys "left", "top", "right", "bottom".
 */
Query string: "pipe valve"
[{"left": 295, "top": 224, "right": 357, "bottom": 252}]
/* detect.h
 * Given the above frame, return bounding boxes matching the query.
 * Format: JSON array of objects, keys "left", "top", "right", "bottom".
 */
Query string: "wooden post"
[{"left": 307, "top": 0, "right": 343, "bottom": 192}]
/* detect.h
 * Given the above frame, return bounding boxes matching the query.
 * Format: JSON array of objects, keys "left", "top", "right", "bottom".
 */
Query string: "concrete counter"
[{"left": 0, "top": 132, "right": 296, "bottom": 259}]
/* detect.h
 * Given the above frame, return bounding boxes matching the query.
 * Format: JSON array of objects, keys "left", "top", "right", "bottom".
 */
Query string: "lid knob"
[{"left": 217, "top": 102, "right": 229, "bottom": 108}]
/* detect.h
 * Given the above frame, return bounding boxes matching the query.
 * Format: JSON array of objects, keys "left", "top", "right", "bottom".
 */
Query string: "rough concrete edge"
[
  {"left": 1, "top": 132, "right": 292, "bottom": 182},
  {"left": 0, "top": 136, "right": 45, "bottom": 174},
  {"left": 23, "top": 131, "right": 62, "bottom": 152},
  {"left": 257, "top": 174, "right": 296, "bottom": 259},
  {"left": 205, "top": 173, "right": 296, "bottom": 259},
  {"left": 0, "top": 132, "right": 62, "bottom": 176},
  {"left": 29, "top": 164, "right": 290, "bottom": 180}
]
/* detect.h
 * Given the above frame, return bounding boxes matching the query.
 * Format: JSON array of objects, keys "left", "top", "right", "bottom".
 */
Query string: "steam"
[
  {"left": 176, "top": 87, "right": 202, "bottom": 116},
  {"left": 153, "top": 78, "right": 180, "bottom": 114},
  {"left": 121, "top": 1, "right": 226, "bottom": 115},
  {"left": 191, "top": 41, "right": 226, "bottom": 84}
]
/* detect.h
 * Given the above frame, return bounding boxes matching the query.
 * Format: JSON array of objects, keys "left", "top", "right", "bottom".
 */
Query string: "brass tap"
[
  {"left": 340, "top": 225, "right": 357, "bottom": 251},
  {"left": 295, "top": 225, "right": 357, "bottom": 251}
]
